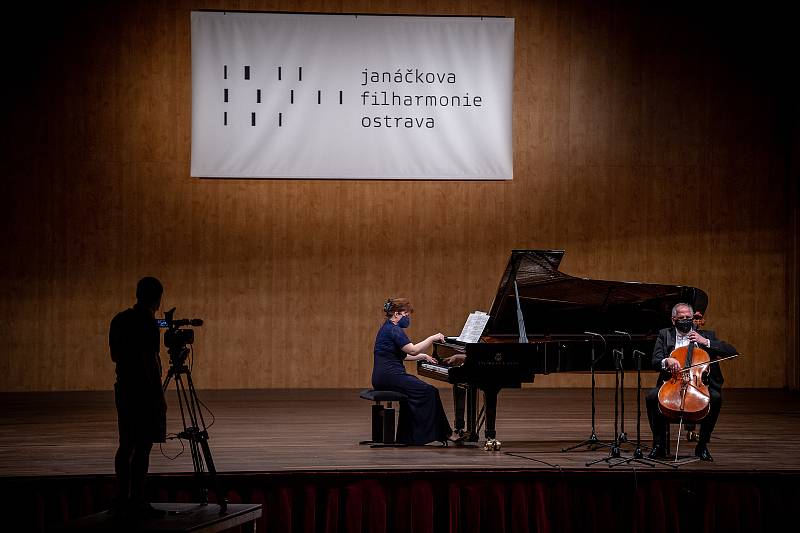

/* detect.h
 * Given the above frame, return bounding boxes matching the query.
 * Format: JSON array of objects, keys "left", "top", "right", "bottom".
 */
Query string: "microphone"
[
  {"left": 612, "top": 348, "right": 624, "bottom": 367},
  {"left": 584, "top": 331, "right": 605, "bottom": 365},
  {"left": 614, "top": 330, "right": 631, "bottom": 338}
]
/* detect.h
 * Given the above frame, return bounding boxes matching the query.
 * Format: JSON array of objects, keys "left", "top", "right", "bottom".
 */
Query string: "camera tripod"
[{"left": 162, "top": 346, "right": 227, "bottom": 515}]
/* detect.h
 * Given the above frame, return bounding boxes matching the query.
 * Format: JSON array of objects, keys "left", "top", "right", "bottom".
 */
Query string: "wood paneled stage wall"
[{"left": 1, "top": 1, "right": 797, "bottom": 391}]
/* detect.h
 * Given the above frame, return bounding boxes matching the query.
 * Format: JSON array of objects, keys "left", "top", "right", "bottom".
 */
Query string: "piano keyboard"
[{"left": 419, "top": 363, "right": 450, "bottom": 377}]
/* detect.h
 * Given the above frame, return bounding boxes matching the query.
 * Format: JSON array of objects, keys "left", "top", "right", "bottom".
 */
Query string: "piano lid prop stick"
[{"left": 513, "top": 280, "right": 528, "bottom": 344}]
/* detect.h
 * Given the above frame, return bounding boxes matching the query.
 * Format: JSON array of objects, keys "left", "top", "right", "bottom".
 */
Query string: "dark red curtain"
[{"left": 2, "top": 470, "right": 795, "bottom": 532}]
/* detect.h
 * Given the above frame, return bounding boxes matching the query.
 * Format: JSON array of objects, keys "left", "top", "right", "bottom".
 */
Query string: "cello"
[
  {"left": 657, "top": 341, "right": 712, "bottom": 422},
  {"left": 682, "top": 311, "right": 708, "bottom": 440}
]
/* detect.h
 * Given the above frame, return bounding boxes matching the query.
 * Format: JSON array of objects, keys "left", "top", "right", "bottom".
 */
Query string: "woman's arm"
[
  {"left": 401, "top": 333, "right": 445, "bottom": 359},
  {"left": 403, "top": 352, "right": 437, "bottom": 363}
]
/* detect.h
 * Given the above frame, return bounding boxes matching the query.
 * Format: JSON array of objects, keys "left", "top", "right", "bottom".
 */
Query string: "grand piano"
[{"left": 417, "top": 249, "right": 707, "bottom": 450}]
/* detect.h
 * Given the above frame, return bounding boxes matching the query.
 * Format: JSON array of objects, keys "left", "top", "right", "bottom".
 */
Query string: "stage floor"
[{"left": 1, "top": 388, "right": 799, "bottom": 477}]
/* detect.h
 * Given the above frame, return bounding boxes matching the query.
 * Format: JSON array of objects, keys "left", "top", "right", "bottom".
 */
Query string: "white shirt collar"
[{"left": 675, "top": 328, "right": 691, "bottom": 348}]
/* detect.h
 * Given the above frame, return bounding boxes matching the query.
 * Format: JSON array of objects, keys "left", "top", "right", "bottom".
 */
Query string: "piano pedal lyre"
[
  {"left": 484, "top": 438, "right": 502, "bottom": 451},
  {"left": 450, "top": 429, "right": 468, "bottom": 445}
]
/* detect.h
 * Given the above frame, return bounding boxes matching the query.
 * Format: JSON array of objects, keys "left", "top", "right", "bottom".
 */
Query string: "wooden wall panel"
[{"left": 0, "top": 0, "right": 796, "bottom": 391}]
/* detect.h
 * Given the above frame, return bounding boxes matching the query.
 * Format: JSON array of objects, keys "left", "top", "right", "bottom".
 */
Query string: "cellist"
[{"left": 646, "top": 303, "right": 737, "bottom": 461}]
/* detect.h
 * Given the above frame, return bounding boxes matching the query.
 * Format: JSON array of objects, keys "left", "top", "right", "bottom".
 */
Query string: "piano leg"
[
  {"left": 452, "top": 385, "right": 466, "bottom": 432},
  {"left": 465, "top": 385, "right": 480, "bottom": 443},
  {"left": 481, "top": 387, "right": 501, "bottom": 451}
]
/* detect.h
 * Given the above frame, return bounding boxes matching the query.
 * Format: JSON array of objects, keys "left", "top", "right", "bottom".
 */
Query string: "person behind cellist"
[{"left": 645, "top": 302, "right": 737, "bottom": 461}]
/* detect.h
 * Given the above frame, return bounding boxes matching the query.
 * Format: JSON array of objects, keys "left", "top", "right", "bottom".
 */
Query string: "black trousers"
[
  {"left": 114, "top": 384, "right": 165, "bottom": 503},
  {"left": 646, "top": 386, "right": 722, "bottom": 447}
]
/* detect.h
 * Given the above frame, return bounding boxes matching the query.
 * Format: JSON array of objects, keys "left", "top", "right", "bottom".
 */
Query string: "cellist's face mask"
[{"left": 674, "top": 318, "right": 693, "bottom": 334}]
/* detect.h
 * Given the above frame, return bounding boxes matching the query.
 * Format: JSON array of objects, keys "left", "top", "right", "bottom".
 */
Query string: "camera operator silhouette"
[{"left": 108, "top": 276, "right": 167, "bottom": 518}]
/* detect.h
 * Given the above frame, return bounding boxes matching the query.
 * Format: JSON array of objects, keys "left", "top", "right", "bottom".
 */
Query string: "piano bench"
[{"left": 358, "top": 389, "right": 408, "bottom": 447}]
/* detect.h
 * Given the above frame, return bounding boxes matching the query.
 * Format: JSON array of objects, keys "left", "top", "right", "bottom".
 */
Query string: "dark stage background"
[{"left": 0, "top": 0, "right": 798, "bottom": 391}]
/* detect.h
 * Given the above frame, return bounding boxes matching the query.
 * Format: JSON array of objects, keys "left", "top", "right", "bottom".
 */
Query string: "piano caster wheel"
[
  {"left": 484, "top": 438, "right": 501, "bottom": 451},
  {"left": 687, "top": 431, "right": 699, "bottom": 442}
]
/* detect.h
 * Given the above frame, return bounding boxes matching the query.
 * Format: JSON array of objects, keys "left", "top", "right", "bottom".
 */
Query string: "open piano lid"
[{"left": 484, "top": 250, "right": 708, "bottom": 337}]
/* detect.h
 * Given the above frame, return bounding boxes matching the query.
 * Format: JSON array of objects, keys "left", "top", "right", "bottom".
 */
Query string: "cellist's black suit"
[{"left": 646, "top": 328, "right": 737, "bottom": 451}]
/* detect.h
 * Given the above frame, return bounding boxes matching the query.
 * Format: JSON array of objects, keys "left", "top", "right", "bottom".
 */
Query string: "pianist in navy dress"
[{"left": 372, "top": 298, "right": 453, "bottom": 445}]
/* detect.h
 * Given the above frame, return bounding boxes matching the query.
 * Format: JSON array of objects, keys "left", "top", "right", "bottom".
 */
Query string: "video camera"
[{"left": 157, "top": 307, "right": 203, "bottom": 365}]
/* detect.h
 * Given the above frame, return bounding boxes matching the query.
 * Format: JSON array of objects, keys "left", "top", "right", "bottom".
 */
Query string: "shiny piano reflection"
[{"left": 417, "top": 250, "right": 707, "bottom": 450}]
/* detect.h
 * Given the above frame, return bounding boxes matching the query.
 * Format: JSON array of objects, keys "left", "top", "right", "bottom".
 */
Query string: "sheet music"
[{"left": 456, "top": 311, "right": 490, "bottom": 343}]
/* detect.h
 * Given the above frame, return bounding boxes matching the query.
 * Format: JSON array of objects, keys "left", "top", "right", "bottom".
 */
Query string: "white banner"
[{"left": 191, "top": 12, "right": 514, "bottom": 179}]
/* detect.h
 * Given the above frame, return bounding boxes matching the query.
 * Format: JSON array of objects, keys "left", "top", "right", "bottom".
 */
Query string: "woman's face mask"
[{"left": 398, "top": 315, "right": 411, "bottom": 328}]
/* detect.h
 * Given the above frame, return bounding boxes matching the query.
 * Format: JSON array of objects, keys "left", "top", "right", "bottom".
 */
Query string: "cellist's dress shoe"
[
  {"left": 647, "top": 445, "right": 666, "bottom": 459},
  {"left": 695, "top": 445, "right": 713, "bottom": 462}
]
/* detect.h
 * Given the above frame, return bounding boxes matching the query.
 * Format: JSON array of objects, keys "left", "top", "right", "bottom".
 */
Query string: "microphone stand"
[
  {"left": 614, "top": 332, "right": 628, "bottom": 445},
  {"left": 586, "top": 348, "right": 624, "bottom": 466},
  {"left": 562, "top": 332, "right": 612, "bottom": 452},
  {"left": 609, "top": 348, "right": 664, "bottom": 468}
]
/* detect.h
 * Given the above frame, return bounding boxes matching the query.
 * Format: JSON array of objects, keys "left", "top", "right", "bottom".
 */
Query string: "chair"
[
  {"left": 358, "top": 389, "right": 408, "bottom": 447},
  {"left": 665, "top": 421, "right": 700, "bottom": 456}
]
